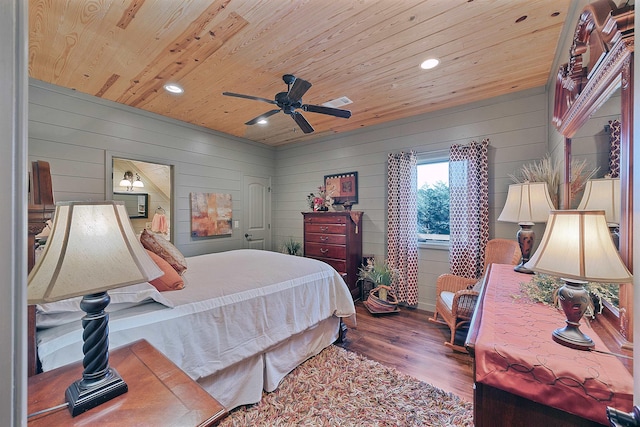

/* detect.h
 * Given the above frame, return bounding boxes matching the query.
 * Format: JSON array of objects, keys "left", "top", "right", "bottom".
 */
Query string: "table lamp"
[
  {"left": 524, "top": 210, "right": 632, "bottom": 350},
  {"left": 498, "top": 181, "right": 555, "bottom": 273},
  {"left": 577, "top": 177, "right": 620, "bottom": 248},
  {"left": 28, "top": 201, "right": 163, "bottom": 416}
]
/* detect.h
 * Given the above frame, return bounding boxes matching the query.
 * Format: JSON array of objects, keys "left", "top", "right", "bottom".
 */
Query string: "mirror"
[
  {"left": 113, "top": 192, "right": 149, "bottom": 218},
  {"left": 552, "top": 0, "right": 633, "bottom": 346},
  {"left": 111, "top": 156, "right": 173, "bottom": 240}
]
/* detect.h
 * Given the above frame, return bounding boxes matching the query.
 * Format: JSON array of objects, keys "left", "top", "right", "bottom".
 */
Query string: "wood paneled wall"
[
  {"left": 28, "top": 79, "right": 557, "bottom": 312},
  {"left": 273, "top": 87, "right": 550, "bottom": 311},
  {"left": 28, "top": 79, "right": 275, "bottom": 257}
]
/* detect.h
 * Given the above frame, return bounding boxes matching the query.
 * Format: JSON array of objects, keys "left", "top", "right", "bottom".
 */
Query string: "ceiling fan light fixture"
[
  {"left": 163, "top": 83, "right": 184, "bottom": 94},
  {"left": 420, "top": 58, "right": 440, "bottom": 70},
  {"left": 132, "top": 173, "right": 144, "bottom": 188},
  {"left": 257, "top": 118, "right": 268, "bottom": 125}
]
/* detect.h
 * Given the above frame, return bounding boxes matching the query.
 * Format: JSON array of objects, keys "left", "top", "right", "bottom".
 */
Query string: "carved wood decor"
[{"left": 552, "top": 0, "right": 634, "bottom": 346}]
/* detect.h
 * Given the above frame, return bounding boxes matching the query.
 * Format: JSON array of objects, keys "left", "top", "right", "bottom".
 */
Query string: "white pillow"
[{"left": 36, "top": 282, "right": 174, "bottom": 329}]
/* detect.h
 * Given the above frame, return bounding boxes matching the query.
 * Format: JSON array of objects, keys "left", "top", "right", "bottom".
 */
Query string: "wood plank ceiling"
[{"left": 28, "top": 0, "right": 572, "bottom": 147}]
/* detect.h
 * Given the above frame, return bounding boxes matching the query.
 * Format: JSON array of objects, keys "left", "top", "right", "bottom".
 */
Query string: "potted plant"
[
  {"left": 281, "top": 237, "right": 302, "bottom": 256},
  {"left": 518, "top": 273, "right": 619, "bottom": 319},
  {"left": 358, "top": 258, "right": 398, "bottom": 302}
]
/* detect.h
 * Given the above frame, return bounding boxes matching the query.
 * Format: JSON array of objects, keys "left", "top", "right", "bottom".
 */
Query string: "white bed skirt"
[{"left": 197, "top": 316, "right": 340, "bottom": 409}]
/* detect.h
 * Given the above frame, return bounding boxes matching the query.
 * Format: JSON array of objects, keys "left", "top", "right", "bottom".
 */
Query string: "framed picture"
[
  {"left": 190, "top": 192, "right": 233, "bottom": 237},
  {"left": 324, "top": 171, "right": 358, "bottom": 204}
]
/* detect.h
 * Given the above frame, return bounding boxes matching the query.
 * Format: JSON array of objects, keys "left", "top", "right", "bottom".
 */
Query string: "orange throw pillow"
[{"left": 145, "top": 250, "right": 184, "bottom": 292}]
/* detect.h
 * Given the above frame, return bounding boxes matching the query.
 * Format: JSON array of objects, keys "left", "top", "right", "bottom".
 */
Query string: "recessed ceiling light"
[
  {"left": 420, "top": 58, "right": 440, "bottom": 70},
  {"left": 163, "top": 83, "right": 184, "bottom": 94}
]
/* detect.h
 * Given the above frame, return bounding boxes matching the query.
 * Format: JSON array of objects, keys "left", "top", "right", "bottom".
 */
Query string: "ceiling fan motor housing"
[{"left": 223, "top": 74, "right": 351, "bottom": 134}]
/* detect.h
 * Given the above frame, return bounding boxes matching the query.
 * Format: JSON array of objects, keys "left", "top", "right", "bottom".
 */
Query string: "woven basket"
[{"left": 365, "top": 285, "right": 398, "bottom": 313}]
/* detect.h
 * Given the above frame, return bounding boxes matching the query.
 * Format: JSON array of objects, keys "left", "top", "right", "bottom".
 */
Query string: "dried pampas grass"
[{"left": 509, "top": 154, "right": 598, "bottom": 208}]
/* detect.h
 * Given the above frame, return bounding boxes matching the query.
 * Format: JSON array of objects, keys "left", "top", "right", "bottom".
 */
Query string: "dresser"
[
  {"left": 466, "top": 264, "right": 632, "bottom": 427},
  {"left": 303, "top": 211, "right": 363, "bottom": 300}
]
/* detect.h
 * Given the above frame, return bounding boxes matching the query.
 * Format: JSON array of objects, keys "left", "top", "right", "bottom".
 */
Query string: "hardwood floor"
[{"left": 337, "top": 301, "right": 474, "bottom": 402}]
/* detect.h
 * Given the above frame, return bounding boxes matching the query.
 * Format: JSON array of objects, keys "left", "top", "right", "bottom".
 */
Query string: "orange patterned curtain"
[
  {"left": 448, "top": 139, "right": 489, "bottom": 279},
  {"left": 387, "top": 151, "right": 418, "bottom": 306}
]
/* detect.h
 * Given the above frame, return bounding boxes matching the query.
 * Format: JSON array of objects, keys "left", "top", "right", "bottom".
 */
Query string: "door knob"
[{"left": 244, "top": 233, "right": 252, "bottom": 241}]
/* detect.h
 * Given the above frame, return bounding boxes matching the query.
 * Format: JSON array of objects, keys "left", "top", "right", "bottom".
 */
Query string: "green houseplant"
[
  {"left": 358, "top": 258, "right": 398, "bottom": 301},
  {"left": 281, "top": 237, "right": 302, "bottom": 256}
]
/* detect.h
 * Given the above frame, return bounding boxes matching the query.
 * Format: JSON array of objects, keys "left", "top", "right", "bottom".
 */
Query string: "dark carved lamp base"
[
  {"left": 66, "top": 291, "right": 128, "bottom": 416},
  {"left": 514, "top": 223, "right": 535, "bottom": 274},
  {"left": 66, "top": 367, "right": 128, "bottom": 416},
  {"left": 553, "top": 280, "right": 594, "bottom": 351}
]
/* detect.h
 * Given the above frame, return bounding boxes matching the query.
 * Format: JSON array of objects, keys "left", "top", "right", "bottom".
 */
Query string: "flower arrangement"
[
  {"left": 307, "top": 186, "right": 333, "bottom": 211},
  {"left": 517, "top": 273, "right": 619, "bottom": 319}
]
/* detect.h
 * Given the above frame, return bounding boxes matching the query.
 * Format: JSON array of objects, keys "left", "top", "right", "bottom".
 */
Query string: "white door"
[{"left": 243, "top": 175, "right": 271, "bottom": 250}]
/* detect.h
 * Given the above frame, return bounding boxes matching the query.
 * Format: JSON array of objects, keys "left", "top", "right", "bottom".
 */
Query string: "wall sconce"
[{"left": 119, "top": 171, "right": 144, "bottom": 191}]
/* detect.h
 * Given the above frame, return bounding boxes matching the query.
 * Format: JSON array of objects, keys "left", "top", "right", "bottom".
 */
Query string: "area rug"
[{"left": 218, "top": 345, "right": 473, "bottom": 426}]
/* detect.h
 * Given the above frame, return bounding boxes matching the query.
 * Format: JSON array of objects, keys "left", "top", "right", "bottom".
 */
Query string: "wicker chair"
[{"left": 429, "top": 238, "right": 521, "bottom": 352}]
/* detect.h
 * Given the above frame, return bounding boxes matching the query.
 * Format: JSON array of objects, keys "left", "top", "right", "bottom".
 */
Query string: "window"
[{"left": 417, "top": 160, "right": 449, "bottom": 245}]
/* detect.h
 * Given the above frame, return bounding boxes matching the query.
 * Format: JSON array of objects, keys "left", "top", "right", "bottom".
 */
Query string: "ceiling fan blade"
[
  {"left": 291, "top": 112, "right": 314, "bottom": 134},
  {"left": 287, "top": 78, "right": 312, "bottom": 102},
  {"left": 222, "top": 92, "right": 277, "bottom": 105},
  {"left": 245, "top": 109, "right": 281, "bottom": 126},
  {"left": 303, "top": 104, "right": 352, "bottom": 119}
]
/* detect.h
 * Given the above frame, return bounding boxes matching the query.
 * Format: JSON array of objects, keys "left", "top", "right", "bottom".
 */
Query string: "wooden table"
[{"left": 28, "top": 339, "right": 227, "bottom": 426}]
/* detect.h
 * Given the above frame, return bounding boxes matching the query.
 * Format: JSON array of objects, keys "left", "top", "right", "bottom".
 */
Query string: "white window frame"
[{"left": 417, "top": 151, "right": 450, "bottom": 251}]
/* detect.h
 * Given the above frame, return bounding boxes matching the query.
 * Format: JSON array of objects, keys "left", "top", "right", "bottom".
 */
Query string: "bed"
[{"left": 34, "top": 248, "right": 356, "bottom": 410}]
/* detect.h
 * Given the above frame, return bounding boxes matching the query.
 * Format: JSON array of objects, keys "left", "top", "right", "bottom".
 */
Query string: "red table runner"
[{"left": 474, "top": 264, "right": 633, "bottom": 425}]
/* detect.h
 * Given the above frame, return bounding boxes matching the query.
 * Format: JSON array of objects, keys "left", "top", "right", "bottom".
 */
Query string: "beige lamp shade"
[
  {"left": 28, "top": 201, "right": 163, "bottom": 304},
  {"left": 577, "top": 178, "right": 620, "bottom": 225},
  {"left": 498, "top": 182, "right": 554, "bottom": 224},
  {"left": 524, "top": 210, "right": 632, "bottom": 283}
]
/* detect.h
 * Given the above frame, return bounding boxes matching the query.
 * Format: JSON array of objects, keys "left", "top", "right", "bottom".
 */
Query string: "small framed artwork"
[{"left": 324, "top": 171, "right": 358, "bottom": 204}]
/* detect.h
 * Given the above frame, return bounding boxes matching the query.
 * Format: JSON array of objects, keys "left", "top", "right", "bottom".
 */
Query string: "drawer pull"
[
  {"left": 320, "top": 248, "right": 329, "bottom": 254},
  {"left": 320, "top": 226, "right": 329, "bottom": 232},
  {"left": 320, "top": 236, "right": 329, "bottom": 241}
]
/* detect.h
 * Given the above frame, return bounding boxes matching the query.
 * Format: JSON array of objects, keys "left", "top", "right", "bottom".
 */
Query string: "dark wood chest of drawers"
[{"left": 303, "top": 211, "right": 363, "bottom": 300}]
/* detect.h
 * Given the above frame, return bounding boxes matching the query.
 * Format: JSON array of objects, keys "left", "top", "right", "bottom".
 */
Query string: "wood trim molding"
[
  {"left": 552, "top": 0, "right": 634, "bottom": 343},
  {"left": 553, "top": 1, "right": 634, "bottom": 137}
]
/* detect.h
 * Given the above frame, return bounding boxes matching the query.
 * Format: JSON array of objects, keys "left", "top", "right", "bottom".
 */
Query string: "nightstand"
[{"left": 28, "top": 339, "right": 227, "bottom": 426}]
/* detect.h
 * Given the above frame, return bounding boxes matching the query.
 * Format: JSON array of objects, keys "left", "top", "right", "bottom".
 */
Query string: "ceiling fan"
[{"left": 222, "top": 74, "right": 351, "bottom": 134}]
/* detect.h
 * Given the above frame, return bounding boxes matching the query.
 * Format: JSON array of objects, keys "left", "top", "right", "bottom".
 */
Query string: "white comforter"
[{"left": 37, "top": 249, "right": 356, "bottom": 382}]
